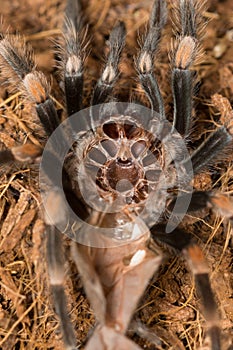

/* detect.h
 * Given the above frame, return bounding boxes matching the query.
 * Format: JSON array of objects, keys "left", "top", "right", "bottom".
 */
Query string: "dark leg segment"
[
  {"left": 136, "top": 0, "right": 167, "bottom": 117},
  {"left": 47, "top": 225, "right": 77, "bottom": 350},
  {"left": 184, "top": 245, "right": 221, "bottom": 350},
  {"left": 172, "top": 66, "right": 195, "bottom": 136},
  {"left": 44, "top": 188, "right": 81, "bottom": 349},
  {"left": 168, "top": 190, "right": 233, "bottom": 223},
  {"left": 62, "top": 0, "right": 86, "bottom": 115},
  {"left": 182, "top": 126, "right": 233, "bottom": 174},
  {"left": 171, "top": 0, "right": 202, "bottom": 136},
  {"left": 92, "top": 22, "right": 126, "bottom": 105}
]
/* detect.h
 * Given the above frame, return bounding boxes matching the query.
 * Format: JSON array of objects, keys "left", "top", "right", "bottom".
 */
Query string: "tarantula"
[{"left": 0, "top": 0, "right": 232, "bottom": 349}]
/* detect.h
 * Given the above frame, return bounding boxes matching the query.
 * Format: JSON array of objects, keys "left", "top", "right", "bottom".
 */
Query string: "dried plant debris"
[{"left": 0, "top": 1, "right": 233, "bottom": 350}]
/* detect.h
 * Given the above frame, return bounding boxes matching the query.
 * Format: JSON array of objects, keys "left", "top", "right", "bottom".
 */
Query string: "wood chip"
[{"left": 2, "top": 208, "right": 36, "bottom": 252}]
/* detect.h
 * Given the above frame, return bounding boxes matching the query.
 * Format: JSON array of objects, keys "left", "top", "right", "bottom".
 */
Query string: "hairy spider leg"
[
  {"left": 62, "top": 0, "right": 126, "bottom": 114},
  {"left": 169, "top": 191, "right": 233, "bottom": 224},
  {"left": 171, "top": 0, "right": 202, "bottom": 136},
  {"left": 169, "top": 0, "right": 233, "bottom": 174},
  {"left": 91, "top": 22, "right": 126, "bottom": 106},
  {"left": 183, "top": 125, "right": 233, "bottom": 174},
  {"left": 62, "top": 0, "right": 86, "bottom": 116},
  {"left": 0, "top": 37, "right": 58, "bottom": 135},
  {"left": 47, "top": 224, "right": 77, "bottom": 350},
  {"left": 136, "top": 0, "right": 167, "bottom": 118},
  {"left": 0, "top": 31, "right": 66, "bottom": 157},
  {"left": 0, "top": 33, "right": 69, "bottom": 155},
  {"left": 151, "top": 224, "right": 220, "bottom": 350}
]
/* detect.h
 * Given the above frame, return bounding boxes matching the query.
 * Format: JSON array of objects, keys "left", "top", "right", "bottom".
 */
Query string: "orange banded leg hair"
[
  {"left": 0, "top": 30, "right": 70, "bottom": 155},
  {"left": 171, "top": 0, "right": 202, "bottom": 136},
  {"left": 0, "top": 35, "right": 59, "bottom": 136},
  {"left": 208, "top": 192, "right": 233, "bottom": 223}
]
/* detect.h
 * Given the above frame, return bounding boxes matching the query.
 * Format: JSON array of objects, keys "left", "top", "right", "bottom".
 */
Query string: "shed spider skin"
[{"left": 0, "top": 1, "right": 233, "bottom": 350}]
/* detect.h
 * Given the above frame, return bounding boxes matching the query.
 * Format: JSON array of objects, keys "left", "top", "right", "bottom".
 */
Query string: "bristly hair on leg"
[
  {"left": 55, "top": 12, "right": 89, "bottom": 116},
  {"left": 62, "top": 0, "right": 89, "bottom": 68},
  {"left": 0, "top": 30, "right": 63, "bottom": 138},
  {"left": 65, "top": 0, "right": 83, "bottom": 33},
  {"left": 0, "top": 31, "right": 51, "bottom": 104},
  {"left": 0, "top": 32, "right": 35, "bottom": 82},
  {"left": 171, "top": 0, "right": 208, "bottom": 39},
  {"left": 58, "top": 19, "right": 89, "bottom": 115},
  {"left": 169, "top": 0, "right": 208, "bottom": 70},
  {"left": 168, "top": 0, "right": 208, "bottom": 137},
  {"left": 55, "top": 0, "right": 89, "bottom": 115},
  {"left": 136, "top": 0, "right": 167, "bottom": 116},
  {"left": 91, "top": 21, "right": 126, "bottom": 106},
  {"left": 137, "top": 0, "right": 167, "bottom": 60}
]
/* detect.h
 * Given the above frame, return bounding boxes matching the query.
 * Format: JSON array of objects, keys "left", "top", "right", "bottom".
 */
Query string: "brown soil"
[{"left": 0, "top": 1, "right": 232, "bottom": 349}]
